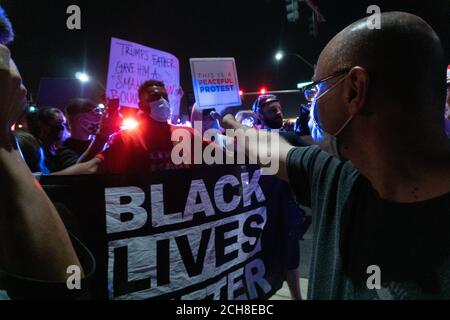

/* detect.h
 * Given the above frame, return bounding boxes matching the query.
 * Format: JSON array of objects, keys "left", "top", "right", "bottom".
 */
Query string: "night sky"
[{"left": 3, "top": 0, "right": 450, "bottom": 117}]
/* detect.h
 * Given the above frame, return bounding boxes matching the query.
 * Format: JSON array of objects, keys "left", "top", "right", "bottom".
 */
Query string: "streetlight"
[
  {"left": 75, "top": 72, "right": 90, "bottom": 83},
  {"left": 275, "top": 52, "right": 284, "bottom": 61},
  {"left": 274, "top": 51, "right": 315, "bottom": 70},
  {"left": 75, "top": 71, "right": 106, "bottom": 90}
]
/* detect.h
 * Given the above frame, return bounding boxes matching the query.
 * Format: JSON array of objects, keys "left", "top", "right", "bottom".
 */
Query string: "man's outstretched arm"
[{"left": 212, "top": 112, "right": 295, "bottom": 181}]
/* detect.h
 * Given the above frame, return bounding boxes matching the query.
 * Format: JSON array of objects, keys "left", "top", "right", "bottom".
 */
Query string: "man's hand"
[
  {"left": 211, "top": 106, "right": 294, "bottom": 182},
  {"left": 0, "top": 45, "right": 27, "bottom": 149},
  {"left": 210, "top": 108, "right": 240, "bottom": 130}
]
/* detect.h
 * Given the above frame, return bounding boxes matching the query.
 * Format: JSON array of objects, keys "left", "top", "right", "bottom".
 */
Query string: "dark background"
[{"left": 3, "top": 0, "right": 450, "bottom": 117}]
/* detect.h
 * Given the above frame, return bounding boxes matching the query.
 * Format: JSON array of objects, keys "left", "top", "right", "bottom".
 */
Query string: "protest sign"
[
  {"left": 106, "top": 37, "right": 181, "bottom": 117},
  {"left": 190, "top": 58, "right": 242, "bottom": 110},
  {"left": 41, "top": 166, "right": 290, "bottom": 300}
]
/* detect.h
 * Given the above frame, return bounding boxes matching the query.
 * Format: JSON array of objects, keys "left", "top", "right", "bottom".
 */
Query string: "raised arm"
[{"left": 212, "top": 112, "right": 295, "bottom": 181}]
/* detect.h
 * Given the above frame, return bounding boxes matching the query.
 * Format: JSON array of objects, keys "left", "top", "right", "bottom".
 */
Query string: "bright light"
[
  {"left": 297, "top": 82, "right": 313, "bottom": 89},
  {"left": 97, "top": 104, "right": 105, "bottom": 110},
  {"left": 239, "top": 90, "right": 244, "bottom": 96},
  {"left": 29, "top": 106, "right": 36, "bottom": 112},
  {"left": 121, "top": 118, "right": 139, "bottom": 131},
  {"left": 260, "top": 88, "right": 267, "bottom": 95},
  {"left": 275, "top": 52, "right": 284, "bottom": 61},
  {"left": 75, "top": 72, "right": 90, "bottom": 83}
]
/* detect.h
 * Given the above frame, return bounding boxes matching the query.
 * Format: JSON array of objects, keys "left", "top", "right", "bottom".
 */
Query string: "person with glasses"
[
  {"left": 213, "top": 12, "right": 450, "bottom": 299},
  {"left": 59, "top": 80, "right": 216, "bottom": 175},
  {"left": 52, "top": 99, "right": 117, "bottom": 171},
  {"left": 28, "top": 107, "right": 70, "bottom": 173}
]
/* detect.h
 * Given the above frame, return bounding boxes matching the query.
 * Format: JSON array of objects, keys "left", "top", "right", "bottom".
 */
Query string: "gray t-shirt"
[{"left": 287, "top": 146, "right": 450, "bottom": 300}]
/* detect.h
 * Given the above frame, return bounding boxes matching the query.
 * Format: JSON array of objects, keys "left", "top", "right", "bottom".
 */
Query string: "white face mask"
[
  {"left": 149, "top": 98, "right": 172, "bottom": 123},
  {"left": 308, "top": 75, "right": 353, "bottom": 160}
]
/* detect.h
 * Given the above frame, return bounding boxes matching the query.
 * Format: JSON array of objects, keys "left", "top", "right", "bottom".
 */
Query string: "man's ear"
[{"left": 347, "top": 67, "right": 370, "bottom": 115}]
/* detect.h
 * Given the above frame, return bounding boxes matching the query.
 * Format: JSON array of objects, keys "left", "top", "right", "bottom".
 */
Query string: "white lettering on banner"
[
  {"left": 181, "top": 276, "right": 227, "bottom": 300},
  {"left": 179, "top": 258, "right": 271, "bottom": 300},
  {"left": 107, "top": 207, "right": 268, "bottom": 300},
  {"left": 105, "top": 170, "right": 266, "bottom": 230},
  {"left": 214, "top": 175, "right": 241, "bottom": 213},
  {"left": 106, "top": 187, "right": 148, "bottom": 234}
]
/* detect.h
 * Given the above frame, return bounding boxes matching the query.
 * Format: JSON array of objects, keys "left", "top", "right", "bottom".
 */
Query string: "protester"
[
  {"left": 253, "top": 94, "right": 311, "bottom": 147},
  {"left": 252, "top": 94, "right": 307, "bottom": 300},
  {"left": 53, "top": 99, "right": 111, "bottom": 170},
  {"left": 29, "top": 107, "right": 69, "bottom": 172},
  {"left": 60, "top": 80, "right": 217, "bottom": 175},
  {"left": 253, "top": 94, "right": 284, "bottom": 130},
  {"left": 214, "top": 12, "right": 450, "bottom": 299},
  {"left": 14, "top": 130, "right": 47, "bottom": 174},
  {"left": 294, "top": 104, "right": 312, "bottom": 137},
  {"left": 0, "top": 5, "right": 91, "bottom": 299}
]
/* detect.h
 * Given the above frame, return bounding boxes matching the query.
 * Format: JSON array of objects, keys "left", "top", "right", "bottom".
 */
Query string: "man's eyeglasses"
[{"left": 301, "top": 69, "right": 350, "bottom": 102}]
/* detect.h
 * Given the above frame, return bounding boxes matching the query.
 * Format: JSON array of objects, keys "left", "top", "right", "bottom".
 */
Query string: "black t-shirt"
[
  {"left": 54, "top": 138, "right": 91, "bottom": 171},
  {"left": 287, "top": 146, "right": 450, "bottom": 300},
  {"left": 98, "top": 118, "right": 212, "bottom": 175},
  {"left": 280, "top": 131, "right": 310, "bottom": 147}
]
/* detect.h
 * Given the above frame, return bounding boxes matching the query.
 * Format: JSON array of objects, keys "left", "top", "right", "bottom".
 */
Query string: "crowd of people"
[{"left": 0, "top": 4, "right": 449, "bottom": 300}]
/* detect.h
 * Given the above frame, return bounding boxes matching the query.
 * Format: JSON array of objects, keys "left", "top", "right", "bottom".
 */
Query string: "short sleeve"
[
  {"left": 286, "top": 146, "right": 343, "bottom": 207},
  {"left": 54, "top": 148, "right": 80, "bottom": 171}
]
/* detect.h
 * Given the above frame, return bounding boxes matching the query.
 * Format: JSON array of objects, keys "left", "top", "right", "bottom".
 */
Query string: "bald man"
[{"left": 213, "top": 12, "right": 450, "bottom": 299}]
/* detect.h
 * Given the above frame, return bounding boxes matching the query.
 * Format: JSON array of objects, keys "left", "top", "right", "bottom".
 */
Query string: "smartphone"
[{"left": 106, "top": 98, "right": 120, "bottom": 113}]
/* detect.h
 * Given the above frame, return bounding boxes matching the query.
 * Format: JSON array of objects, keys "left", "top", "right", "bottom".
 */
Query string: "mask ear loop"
[
  {"left": 311, "top": 74, "right": 350, "bottom": 133},
  {"left": 334, "top": 115, "right": 354, "bottom": 137},
  {"left": 315, "top": 73, "right": 348, "bottom": 101}
]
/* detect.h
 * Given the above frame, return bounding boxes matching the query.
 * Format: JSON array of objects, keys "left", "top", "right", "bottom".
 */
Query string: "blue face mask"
[
  {"left": 308, "top": 75, "right": 353, "bottom": 160},
  {"left": 149, "top": 98, "right": 172, "bottom": 123}
]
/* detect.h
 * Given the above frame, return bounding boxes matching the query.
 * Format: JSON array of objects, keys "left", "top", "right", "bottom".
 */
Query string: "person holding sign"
[
  {"left": 62, "top": 80, "right": 216, "bottom": 175},
  {"left": 213, "top": 12, "right": 450, "bottom": 300}
]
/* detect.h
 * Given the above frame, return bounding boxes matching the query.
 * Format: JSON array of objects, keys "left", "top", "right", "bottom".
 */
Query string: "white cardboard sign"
[
  {"left": 106, "top": 38, "right": 181, "bottom": 116},
  {"left": 190, "top": 58, "right": 242, "bottom": 110}
]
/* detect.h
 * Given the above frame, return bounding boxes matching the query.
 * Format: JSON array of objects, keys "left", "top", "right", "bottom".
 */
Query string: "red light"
[
  {"left": 121, "top": 118, "right": 139, "bottom": 131},
  {"left": 260, "top": 88, "right": 267, "bottom": 95},
  {"left": 239, "top": 90, "right": 244, "bottom": 96}
]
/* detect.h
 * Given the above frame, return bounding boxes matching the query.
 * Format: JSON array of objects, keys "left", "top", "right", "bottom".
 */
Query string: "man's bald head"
[{"left": 317, "top": 12, "right": 446, "bottom": 118}]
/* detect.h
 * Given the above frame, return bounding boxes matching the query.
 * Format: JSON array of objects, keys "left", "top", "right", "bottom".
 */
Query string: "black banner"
[{"left": 41, "top": 165, "right": 293, "bottom": 300}]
